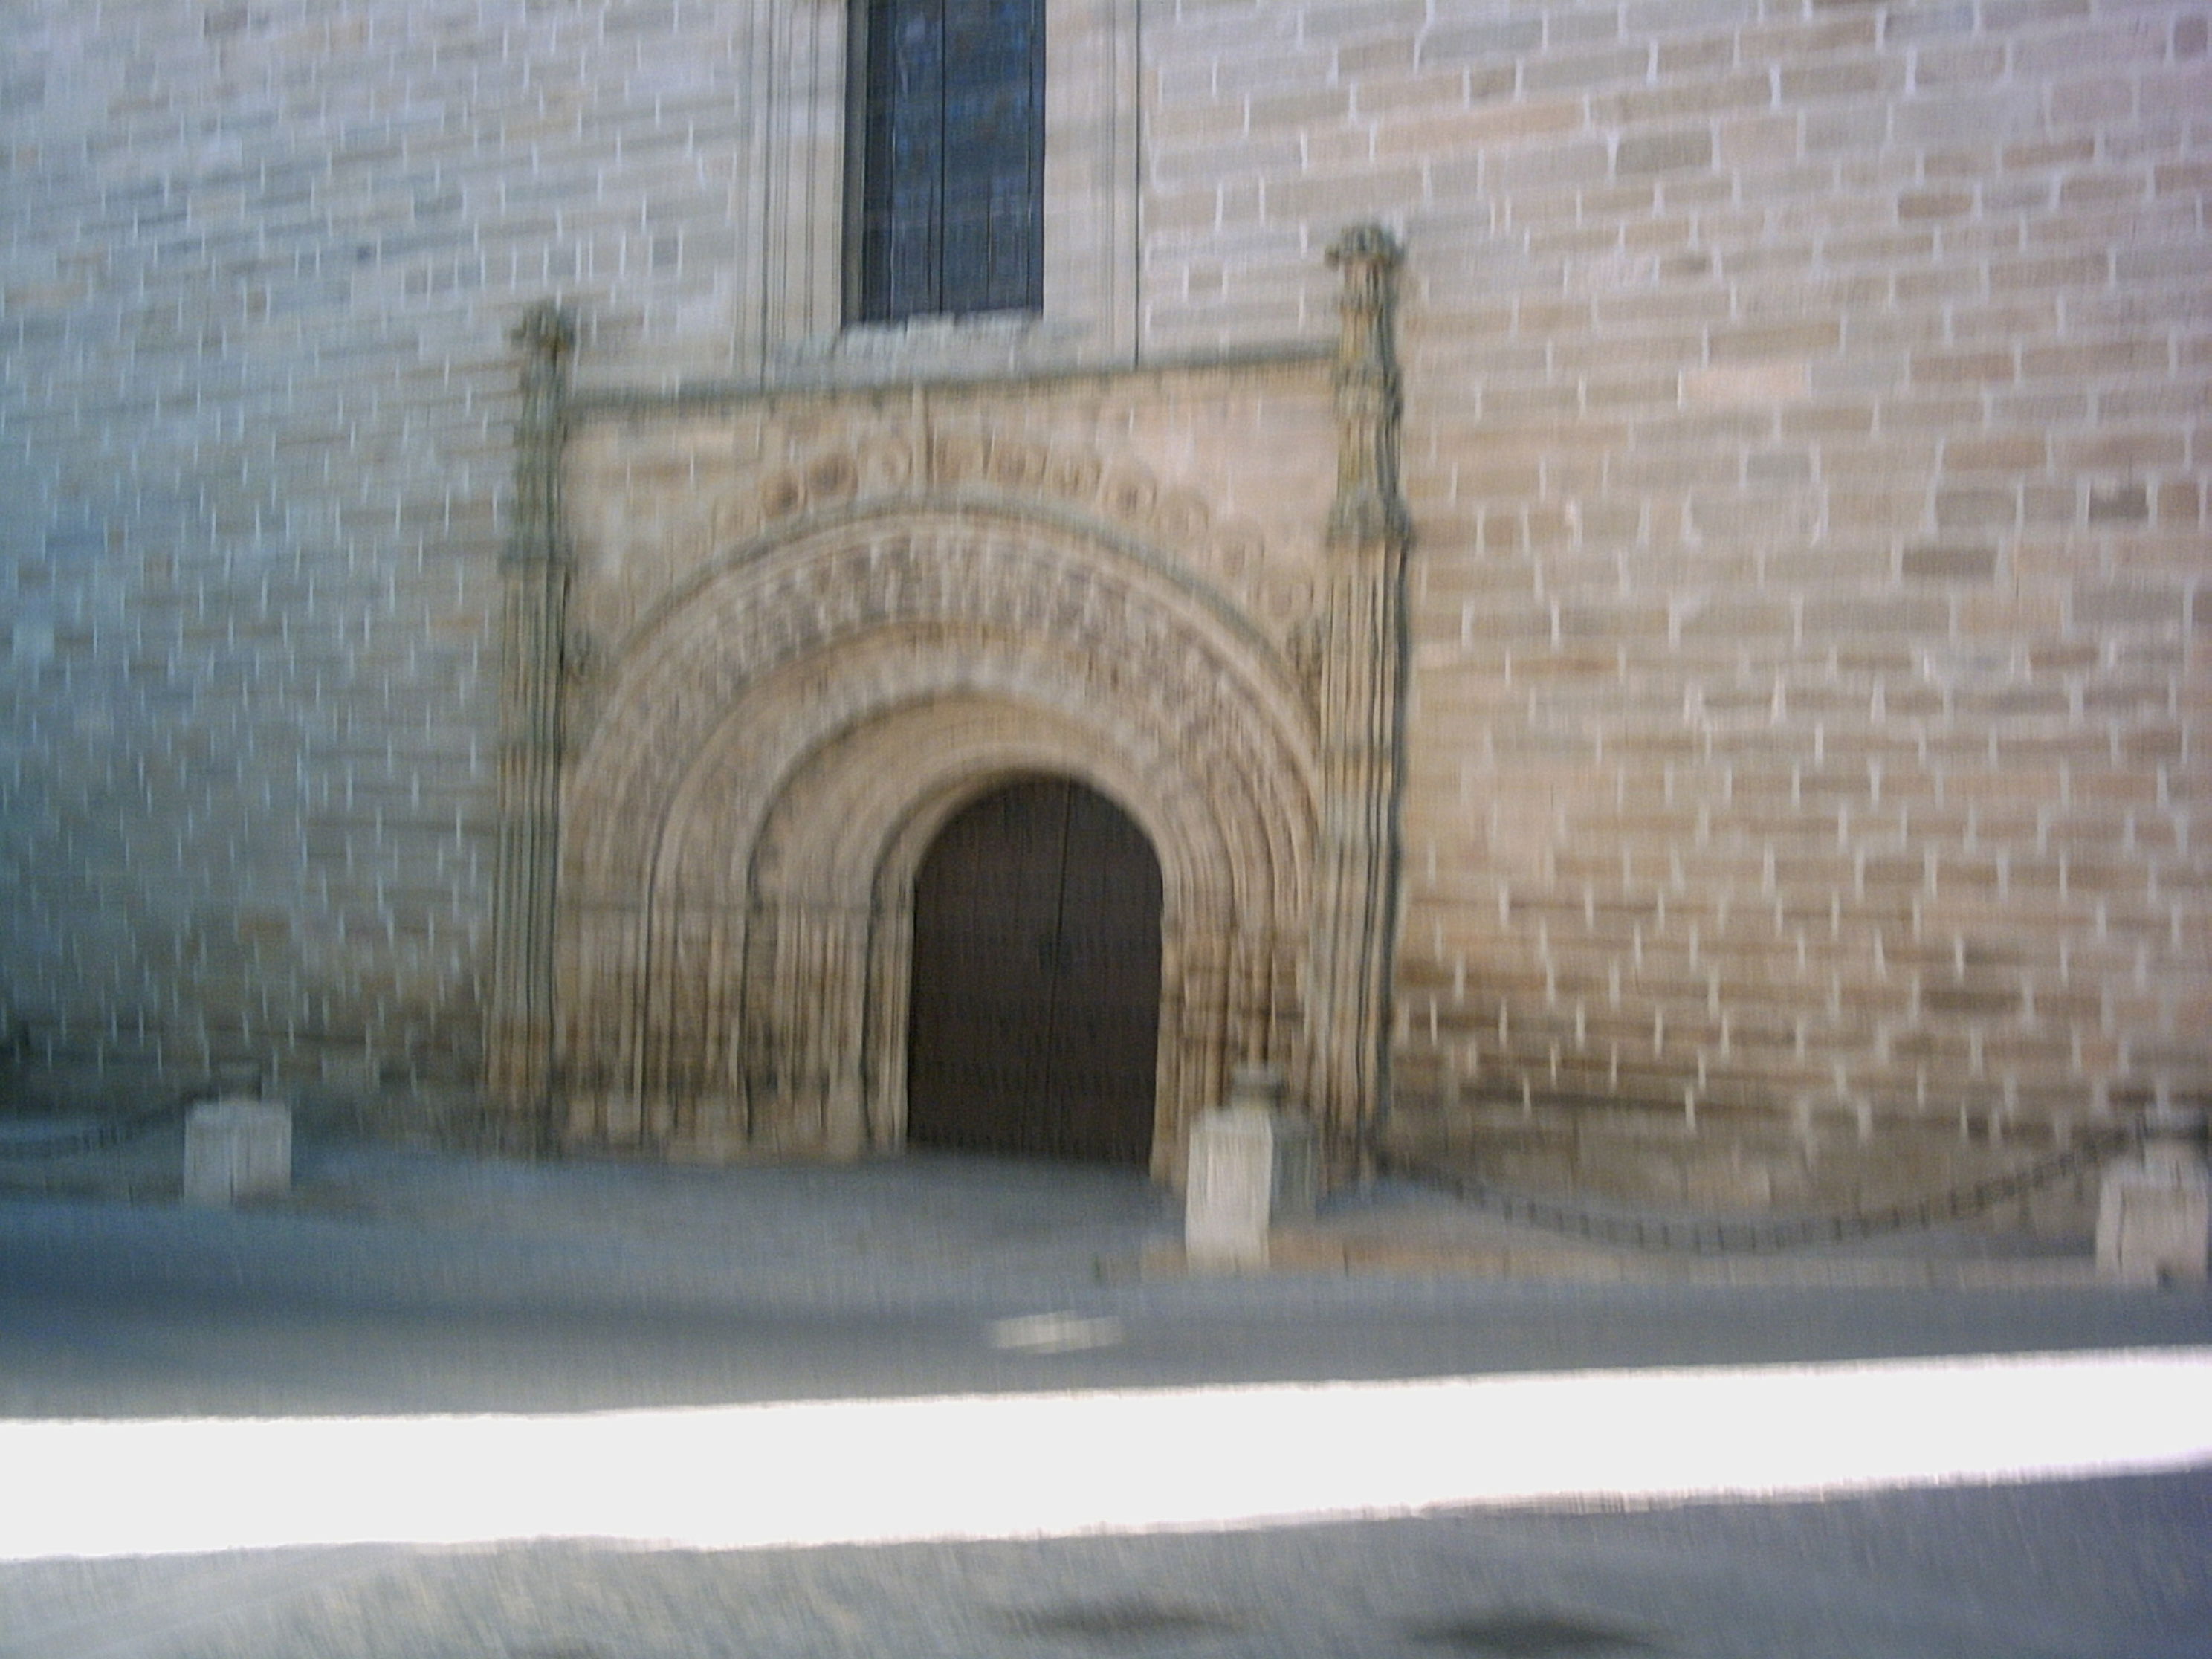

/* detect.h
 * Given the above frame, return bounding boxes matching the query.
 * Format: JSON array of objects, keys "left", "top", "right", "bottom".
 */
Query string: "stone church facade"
[{"left": 5, "top": 0, "right": 2208, "bottom": 1218}]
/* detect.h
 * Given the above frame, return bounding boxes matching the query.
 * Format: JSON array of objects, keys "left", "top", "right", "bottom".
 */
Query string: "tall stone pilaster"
[
  {"left": 1305, "top": 224, "right": 1411, "bottom": 1151},
  {"left": 485, "top": 301, "right": 575, "bottom": 1147}
]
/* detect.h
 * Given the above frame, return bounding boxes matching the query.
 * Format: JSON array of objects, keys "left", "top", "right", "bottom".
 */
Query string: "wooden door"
[{"left": 905, "top": 777, "right": 1162, "bottom": 1162}]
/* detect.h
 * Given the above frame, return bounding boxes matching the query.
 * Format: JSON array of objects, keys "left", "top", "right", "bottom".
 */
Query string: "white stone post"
[
  {"left": 183, "top": 1099, "right": 293, "bottom": 1207},
  {"left": 2096, "top": 1109, "right": 2210, "bottom": 1286},
  {"left": 1183, "top": 1066, "right": 1318, "bottom": 1270}
]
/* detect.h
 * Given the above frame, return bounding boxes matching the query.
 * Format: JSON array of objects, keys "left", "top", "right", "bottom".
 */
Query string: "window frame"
[
  {"left": 743, "top": 0, "right": 1138, "bottom": 384},
  {"left": 847, "top": 0, "right": 1049, "bottom": 326}
]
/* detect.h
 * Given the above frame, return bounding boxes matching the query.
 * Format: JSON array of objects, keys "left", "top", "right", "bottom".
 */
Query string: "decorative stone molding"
[
  {"left": 488, "top": 230, "right": 1413, "bottom": 1179},
  {"left": 485, "top": 300, "right": 575, "bottom": 1146},
  {"left": 1325, "top": 224, "right": 1412, "bottom": 550},
  {"left": 1304, "top": 225, "right": 1412, "bottom": 1149},
  {"left": 563, "top": 413, "right": 1295, "bottom": 669},
  {"left": 724, "top": 433, "right": 1264, "bottom": 578},
  {"left": 554, "top": 509, "right": 1317, "bottom": 1178}
]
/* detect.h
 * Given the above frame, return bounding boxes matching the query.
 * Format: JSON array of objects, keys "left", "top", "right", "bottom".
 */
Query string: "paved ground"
[
  {"left": 5, "top": 1471, "right": 2209, "bottom": 1659},
  {"left": 2, "top": 1133, "right": 2208, "bottom": 1657},
  {"left": 5, "top": 1136, "right": 2206, "bottom": 1417},
  {"left": 0, "top": 1117, "right": 2124, "bottom": 1299}
]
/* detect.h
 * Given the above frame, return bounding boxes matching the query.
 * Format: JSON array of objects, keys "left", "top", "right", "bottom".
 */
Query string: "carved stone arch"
[
  {"left": 565, "top": 505, "right": 1311, "bottom": 905},
  {"left": 751, "top": 697, "right": 1272, "bottom": 1177},
  {"left": 492, "top": 231, "right": 1405, "bottom": 1171},
  {"left": 553, "top": 503, "right": 1319, "bottom": 1180}
]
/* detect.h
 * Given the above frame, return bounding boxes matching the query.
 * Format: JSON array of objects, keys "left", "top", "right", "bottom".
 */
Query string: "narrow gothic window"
[{"left": 852, "top": 0, "right": 1044, "bottom": 323}]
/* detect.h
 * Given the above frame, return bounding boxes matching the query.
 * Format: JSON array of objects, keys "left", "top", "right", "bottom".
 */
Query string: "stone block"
[
  {"left": 183, "top": 1099, "right": 292, "bottom": 1207},
  {"left": 1183, "top": 1067, "right": 1317, "bottom": 1270},
  {"left": 2096, "top": 1119, "right": 2211, "bottom": 1286}
]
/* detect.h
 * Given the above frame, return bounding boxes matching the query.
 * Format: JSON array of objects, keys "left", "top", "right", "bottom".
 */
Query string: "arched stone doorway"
[
  {"left": 547, "top": 506, "right": 1321, "bottom": 1182},
  {"left": 907, "top": 775, "right": 1163, "bottom": 1164},
  {"left": 488, "top": 235, "right": 1411, "bottom": 1180}
]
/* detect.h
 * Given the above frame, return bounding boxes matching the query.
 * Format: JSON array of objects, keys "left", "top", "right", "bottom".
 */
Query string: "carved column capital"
[
  {"left": 1325, "top": 221, "right": 1403, "bottom": 293},
  {"left": 511, "top": 299, "right": 577, "bottom": 362}
]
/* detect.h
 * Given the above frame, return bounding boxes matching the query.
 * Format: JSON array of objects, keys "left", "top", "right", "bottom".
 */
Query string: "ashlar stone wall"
[
  {"left": 1132, "top": 0, "right": 2211, "bottom": 1209},
  {"left": 3, "top": 0, "right": 2206, "bottom": 1217},
  {"left": 4, "top": 0, "right": 785, "bottom": 1120}
]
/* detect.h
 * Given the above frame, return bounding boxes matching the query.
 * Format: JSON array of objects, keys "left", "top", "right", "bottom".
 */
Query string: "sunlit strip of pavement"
[{"left": 4, "top": 1347, "right": 2208, "bottom": 1562}]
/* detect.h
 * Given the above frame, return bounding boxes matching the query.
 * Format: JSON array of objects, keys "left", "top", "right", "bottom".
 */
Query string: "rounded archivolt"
[{"left": 554, "top": 505, "right": 1320, "bottom": 1178}]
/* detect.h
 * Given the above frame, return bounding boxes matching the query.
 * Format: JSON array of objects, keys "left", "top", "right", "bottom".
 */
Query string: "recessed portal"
[{"left": 906, "top": 777, "right": 1162, "bottom": 1163}]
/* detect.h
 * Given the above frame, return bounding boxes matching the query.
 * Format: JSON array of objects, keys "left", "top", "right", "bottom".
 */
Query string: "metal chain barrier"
[
  {"left": 1382, "top": 1121, "right": 2148, "bottom": 1255},
  {"left": 0, "top": 1085, "right": 2161, "bottom": 1256}
]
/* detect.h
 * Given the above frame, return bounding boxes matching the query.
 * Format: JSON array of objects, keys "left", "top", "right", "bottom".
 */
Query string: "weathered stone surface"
[
  {"left": 182, "top": 1100, "right": 292, "bottom": 1207},
  {"left": 549, "top": 433, "right": 1328, "bottom": 1180},
  {"left": 2097, "top": 1122, "right": 2212, "bottom": 1286},
  {"left": 1185, "top": 1067, "right": 1319, "bottom": 1269},
  {"left": 3, "top": 0, "right": 2205, "bottom": 1220}
]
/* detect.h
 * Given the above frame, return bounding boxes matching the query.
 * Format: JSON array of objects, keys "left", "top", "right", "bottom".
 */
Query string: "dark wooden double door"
[{"left": 906, "top": 778, "right": 1162, "bottom": 1164}]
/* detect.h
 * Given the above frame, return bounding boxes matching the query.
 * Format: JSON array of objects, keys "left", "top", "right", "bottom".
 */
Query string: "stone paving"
[
  {"left": 0, "top": 1117, "right": 2112, "bottom": 1301},
  {"left": 3, "top": 1125, "right": 2209, "bottom": 1658}
]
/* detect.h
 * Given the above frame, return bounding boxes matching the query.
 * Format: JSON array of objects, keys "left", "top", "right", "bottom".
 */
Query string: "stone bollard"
[
  {"left": 1183, "top": 1066, "right": 1317, "bottom": 1270},
  {"left": 2095, "top": 1109, "right": 2210, "bottom": 1286},
  {"left": 183, "top": 1099, "right": 292, "bottom": 1206}
]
